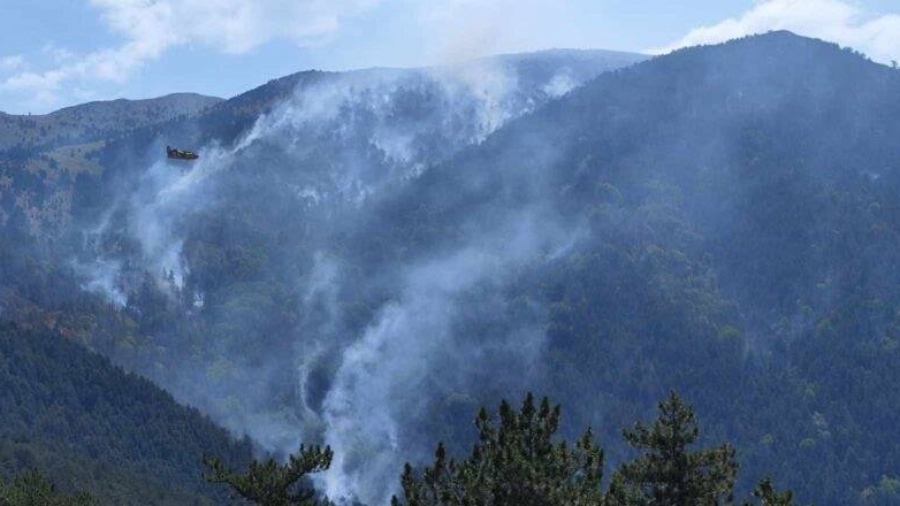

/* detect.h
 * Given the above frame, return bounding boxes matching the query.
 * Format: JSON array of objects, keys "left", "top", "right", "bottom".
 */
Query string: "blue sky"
[{"left": 1, "top": 0, "right": 898, "bottom": 114}]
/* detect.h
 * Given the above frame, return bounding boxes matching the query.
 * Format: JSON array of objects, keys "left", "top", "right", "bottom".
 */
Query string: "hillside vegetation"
[
  {"left": 2, "top": 33, "right": 900, "bottom": 505},
  {"left": 0, "top": 317, "right": 254, "bottom": 504}
]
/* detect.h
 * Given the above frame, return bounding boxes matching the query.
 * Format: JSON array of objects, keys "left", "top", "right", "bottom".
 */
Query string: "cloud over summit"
[{"left": 655, "top": 0, "right": 900, "bottom": 64}]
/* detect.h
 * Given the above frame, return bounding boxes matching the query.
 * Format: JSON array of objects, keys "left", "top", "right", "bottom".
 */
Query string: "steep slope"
[
  {"left": 0, "top": 221, "right": 252, "bottom": 505},
  {"left": 409, "top": 29, "right": 900, "bottom": 314},
  {"left": 0, "top": 318, "right": 253, "bottom": 505},
  {"left": 0, "top": 48, "right": 646, "bottom": 504},
  {"left": 0, "top": 93, "right": 221, "bottom": 238},
  {"left": 366, "top": 31, "right": 900, "bottom": 504}
]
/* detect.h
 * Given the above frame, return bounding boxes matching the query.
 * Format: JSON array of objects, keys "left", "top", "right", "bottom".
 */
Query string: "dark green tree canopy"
[
  {"left": 608, "top": 391, "right": 737, "bottom": 506},
  {"left": 745, "top": 478, "right": 795, "bottom": 506},
  {"left": 0, "top": 469, "right": 95, "bottom": 506},
  {"left": 393, "top": 392, "right": 605, "bottom": 506},
  {"left": 203, "top": 444, "right": 333, "bottom": 506},
  {"left": 395, "top": 392, "right": 794, "bottom": 506}
]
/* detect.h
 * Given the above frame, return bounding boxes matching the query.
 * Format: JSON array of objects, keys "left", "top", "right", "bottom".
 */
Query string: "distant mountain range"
[{"left": 0, "top": 92, "right": 221, "bottom": 151}]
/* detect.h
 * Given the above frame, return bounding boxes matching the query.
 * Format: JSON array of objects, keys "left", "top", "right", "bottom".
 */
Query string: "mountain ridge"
[{"left": 0, "top": 92, "right": 223, "bottom": 119}]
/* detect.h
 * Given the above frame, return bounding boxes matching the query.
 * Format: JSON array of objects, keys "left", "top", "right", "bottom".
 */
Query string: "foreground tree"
[
  {"left": 203, "top": 444, "right": 333, "bottom": 506},
  {"left": 395, "top": 391, "right": 794, "bottom": 506},
  {"left": 607, "top": 391, "right": 737, "bottom": 506},
  {"left": 392, "top": 392, "right": 605, "bottom": 506}
]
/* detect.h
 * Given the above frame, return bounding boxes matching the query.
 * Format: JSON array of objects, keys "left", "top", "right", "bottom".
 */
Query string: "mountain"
[
  {"left": 4, "top": 32, "right": 900, "bottom": 505},
  {"left": 60, "top": 47, "right": 648, "bottom": 455},
  {"left": 0, "top": 50, "right": 646, "bottom": 240},
  {"left": 0, "top": 93, "right": 221, "bottom": 239},
  {"left": 93, "top": 48, "right": 648, "bottom": 183},
  {"left": 0, "top": 48, "right": 647, "bottom": 504},
  {"left": 365, "top": 30, "right": 900, "bottom": 504},
  {"left": 0, "top": 93, "right": 221, "bottom": 151},
  {"left": 69, "top": 32, "right": 900, "bottom": 504}
]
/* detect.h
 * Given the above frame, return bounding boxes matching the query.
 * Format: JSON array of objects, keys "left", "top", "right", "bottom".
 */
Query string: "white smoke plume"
[
  {"left": 74, "top": 52, "right": 623, "bottom": 504},
  {"left": 318, "top": 213, "right": 559, "bottom": 504},
  {"left": 75, "top": 53, "right": 583, "bottom": 295}
]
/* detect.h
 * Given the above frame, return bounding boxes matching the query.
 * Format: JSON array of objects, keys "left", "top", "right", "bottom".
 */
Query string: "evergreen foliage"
[
  {"left": 394, "top": 393, "right": 604, "bottom": 506},
  {"left": 396, "top": 392, "right": 792, "bottom": 506},
  {"left": 0, "top": 469, "right": 94, "bottom": 506},
  {"left": 0, "top": 320, "right": 253, "bottom": 505},
  {"left": 608, "top": 391, "right": 737, "bottom": 505},
  {"left": 203, "top": 445, "right": 333, "bottom": 506},
  {"left": 745, "top": 478, "right": 795, "bottom": 506}
]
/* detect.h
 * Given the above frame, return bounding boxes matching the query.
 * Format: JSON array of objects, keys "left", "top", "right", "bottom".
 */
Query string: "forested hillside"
[
  {"left": 0, "top": 93, "right": 221, "bottom": 239},
  {"left": 383, "top": 31, "right": 900, "bottom": 504},
  {"left": 0, "top": 93, "right": 221, "bottom": 151},
  {"left": 2, "top": 31, "right": 900, "bottom": 505},
  {"left": 0, "top": 49, "right": 646, "bottom": 505},
  {"left": 0, "top": 317, "right": 253, "bottom": 504}
]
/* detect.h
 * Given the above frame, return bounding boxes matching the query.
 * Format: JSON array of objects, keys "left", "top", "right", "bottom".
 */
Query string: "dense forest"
[
  {"left": 0, "top": 229, "right": 253, "bottom": 504},
  {"left": 367, "top": 32, "right": 900, "bottom": 503},
  {"left": 2, "top": 31, "right": 900, "bottom": 504},
  {"left": 0, "top": 315, "right": 253, "bottom": 504},
  {"left": 199, "top": 392, "right": 797, "bottom": 506}
]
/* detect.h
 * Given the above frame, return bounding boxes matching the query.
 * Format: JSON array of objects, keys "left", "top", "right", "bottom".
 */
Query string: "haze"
[{"left": 0, "top": 0, "right": 898, "bottom": 113}]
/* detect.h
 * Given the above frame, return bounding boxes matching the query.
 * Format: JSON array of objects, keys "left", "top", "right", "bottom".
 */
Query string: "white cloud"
[
  {"left": 654, "top": 0, "right": 900, "bottom": 64},
  {"left": 419, "top": 0, "right": 598, "bottom": 64},
  {"left": 91, "top": 0, "right": 381, "bottom": 54},
  {"left": 0, "top": 55, "right": 25, "bottom": 72},
  {"left": 0, "top": 0, "right": 383, "bottom": 110}
]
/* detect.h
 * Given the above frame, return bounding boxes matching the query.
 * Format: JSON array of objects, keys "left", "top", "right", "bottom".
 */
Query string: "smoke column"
[{"left": 74, "top": 53, "right": 638, "bottom": 504}]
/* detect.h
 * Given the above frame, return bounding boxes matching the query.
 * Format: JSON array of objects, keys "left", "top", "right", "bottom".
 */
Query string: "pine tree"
[
  {"left": 744, "top": 478, "right": 794, "bottom": 506},
  {"left": 0, "top": 469, "right": 95, "bottom": 506},
  {"left": 607, "top": 391, "right": 737, "bottom": 506},
  {"left": 203, "top": 444, "right": 333, "bottom": 506},
  {"left": 393, "top": 392, "right": 605, "bottom": 506}
]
